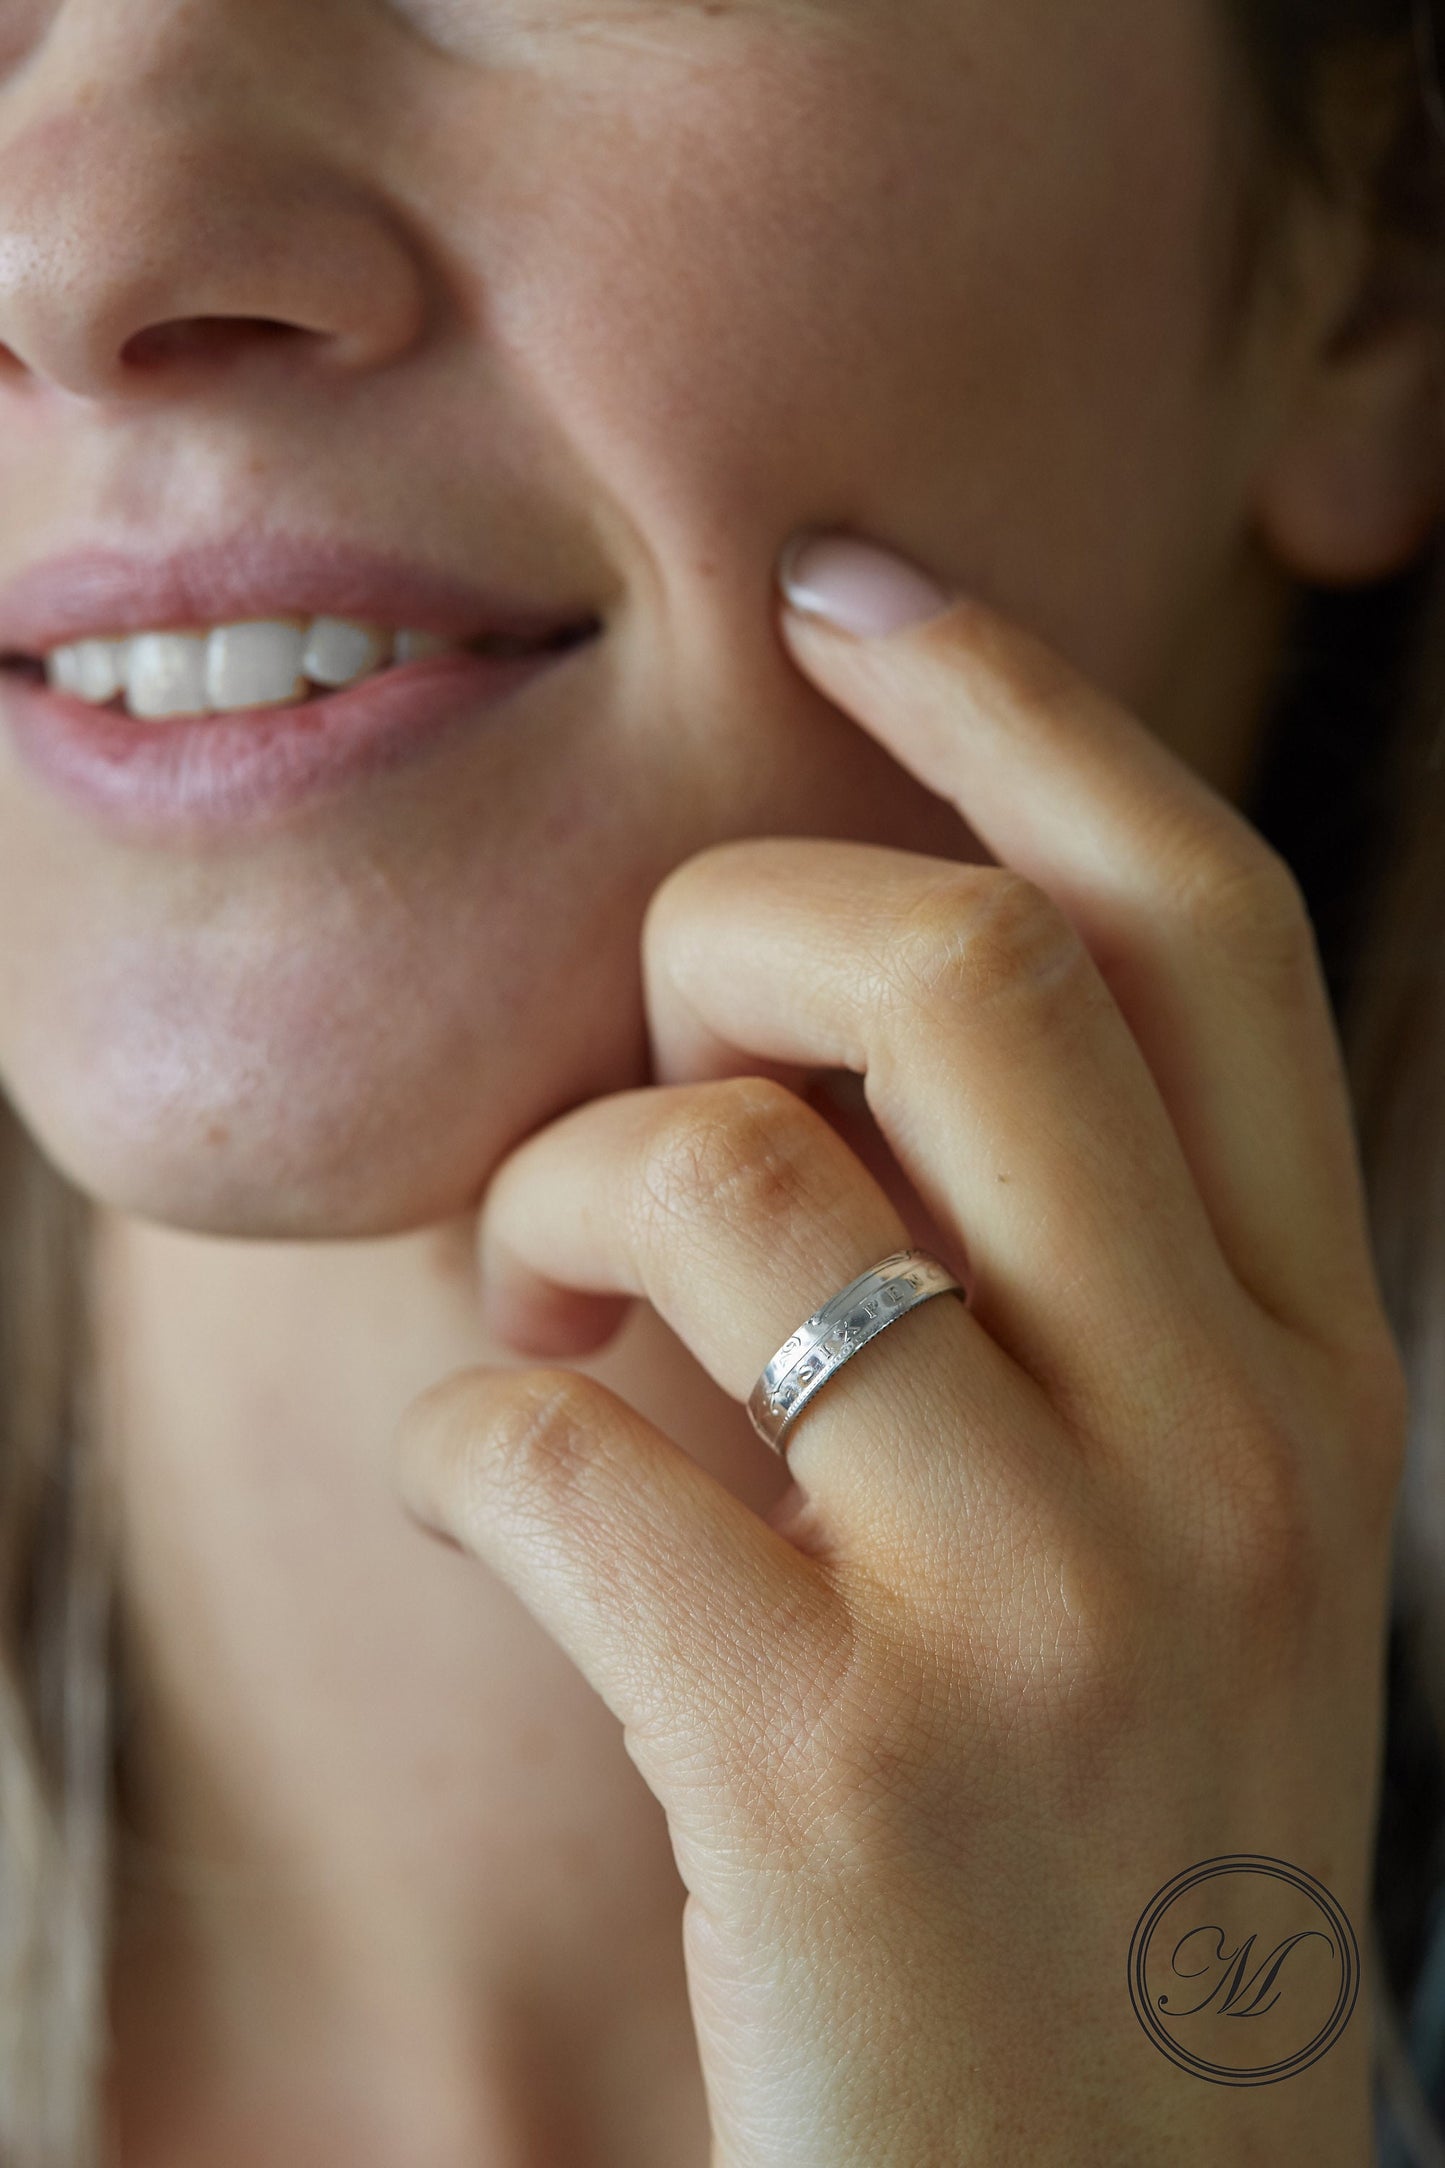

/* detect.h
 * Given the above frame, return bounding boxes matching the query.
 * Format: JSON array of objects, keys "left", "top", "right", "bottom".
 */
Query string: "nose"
[{"left": 0, "top": 4, "right": 427, "bottom": 400}]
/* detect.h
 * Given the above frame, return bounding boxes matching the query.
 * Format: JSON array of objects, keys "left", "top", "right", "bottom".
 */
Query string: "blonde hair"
[
  {"left": 0, "top": 1102, "right": 114, "bottom": 2158},
  {"left": 1, "top": 6, "right": 1444, "bottom": 2161}
]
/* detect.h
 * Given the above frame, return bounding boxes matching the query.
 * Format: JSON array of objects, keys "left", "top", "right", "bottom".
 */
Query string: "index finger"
[{"left": 777, "top": 536, "right": 1385, "bottom": 1356}]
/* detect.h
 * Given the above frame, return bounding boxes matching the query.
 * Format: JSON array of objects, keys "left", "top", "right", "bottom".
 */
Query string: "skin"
[{"left": 0, "top": 0, "right": 1440, "bottom": 2160}]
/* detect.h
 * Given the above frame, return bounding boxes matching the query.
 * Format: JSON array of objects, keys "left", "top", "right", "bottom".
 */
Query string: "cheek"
[{"left": 449, "top": 4, "right": 1238, "bottom": 701}]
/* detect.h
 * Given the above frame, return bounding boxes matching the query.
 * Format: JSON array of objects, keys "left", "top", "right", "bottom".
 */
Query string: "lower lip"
[{"left": 0, "top": 640, "right": 595, "bottom": 840}]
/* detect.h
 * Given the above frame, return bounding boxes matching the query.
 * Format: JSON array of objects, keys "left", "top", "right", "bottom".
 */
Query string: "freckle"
[{"left": 204, "top": 1122, "right": 230, "bottom": 1147}]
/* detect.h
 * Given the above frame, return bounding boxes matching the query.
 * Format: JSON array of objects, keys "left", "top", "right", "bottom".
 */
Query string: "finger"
[
  {"left": 640, "top": 837, "right": 1246, "bottom": 1441},
  {"left": 775, "top": 533, "right": 1381, "bottom": 1353},
  {"left": 390, "top": 1360, "right": 842, "bottom": 1779},
  {"left": 474, "top": 1074, "right": 1055, "bottom": 1548}
]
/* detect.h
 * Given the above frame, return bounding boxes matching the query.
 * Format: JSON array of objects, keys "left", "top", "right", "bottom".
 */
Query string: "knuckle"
[
  {"left": 884, "top": 867, "right": 1090, "bottom": 1016},
  {"left": 476, "top": 1370, "right": 602, "bottom": 1508},
  {"left": 997, "top": 1536, "right": 1154, "bottom": 1786},
  {"left": 1170, "top": 831, "right": 1314, "bottom": 975},
  {"left": 1196, "top": 1417, "right": 1324, "bottom": 1649},
  {"left": 416, "top": 1369, "right": 599, "bottom": 1534},
  {"left": 634, "top": 1076, "right": 825, "bottom": 1239}
]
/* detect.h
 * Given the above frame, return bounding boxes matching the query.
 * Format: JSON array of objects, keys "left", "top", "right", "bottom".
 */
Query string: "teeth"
[
  {"left": 303, "top": 617, "right": 392, "bottom": 687},
  {"left": 207, "top": 620, "right": 309, "bottom": 713},
  {"left": 43, "top": 616, "right": 468, "bottom": 721},
  {"left": 127, "top": 632, "right": 210, "bottom": 721},
  {"left": 53, "top": 637, "right": 128, "bottom": 703}
]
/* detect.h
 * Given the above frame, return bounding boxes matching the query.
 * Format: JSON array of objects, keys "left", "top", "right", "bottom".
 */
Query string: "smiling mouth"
[{"left": 0, "top": 613, "right": 601, "bottom": 725}]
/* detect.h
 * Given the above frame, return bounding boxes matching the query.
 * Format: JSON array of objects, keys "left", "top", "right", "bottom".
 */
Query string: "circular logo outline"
[{"left": 1127, "top": 1853, "right": 1358, "bottom": 2085}]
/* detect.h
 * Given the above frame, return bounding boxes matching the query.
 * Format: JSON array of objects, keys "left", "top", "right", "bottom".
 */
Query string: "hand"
[{"left": 389, "top": 533, "right": 1406, "bottom": 2167}]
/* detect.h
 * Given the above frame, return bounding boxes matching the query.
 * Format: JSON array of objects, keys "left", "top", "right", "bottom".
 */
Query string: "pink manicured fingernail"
[{"left": 778, "top": 532, "right": 954, "bottom": 637}]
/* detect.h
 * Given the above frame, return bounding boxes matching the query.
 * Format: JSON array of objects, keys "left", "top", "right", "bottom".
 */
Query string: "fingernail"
[{"left": 778, "top": 532, "right": 955, "bottom": 637}]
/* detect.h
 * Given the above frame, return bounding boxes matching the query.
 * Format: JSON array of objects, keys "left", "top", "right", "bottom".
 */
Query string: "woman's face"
[{"left": 0, "top": 0, "right": 1296, "bottom": 1236}]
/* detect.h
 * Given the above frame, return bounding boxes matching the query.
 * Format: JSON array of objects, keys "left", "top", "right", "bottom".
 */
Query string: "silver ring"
[{"left": 747, "top": 1247, "right": 968, "bottom": 1457}]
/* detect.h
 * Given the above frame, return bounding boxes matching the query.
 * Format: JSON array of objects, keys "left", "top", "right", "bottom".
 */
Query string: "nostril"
[
  {"left": 542, "top": 620, "right": 605, "bottom": 653},
  {"left": 121, "top": 318, "right": 306, "bottom": 371}
]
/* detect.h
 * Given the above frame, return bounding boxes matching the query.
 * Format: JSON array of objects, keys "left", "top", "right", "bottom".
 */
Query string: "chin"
[
  {"left": 1, "top": 903, "right": 654, "bottom": 1239},
  {"left": 4, "top": 1019, "right": 645, "bottom": 1245},
  {"left": 6, "top": 1080, "right": 506, "bottom": 1240}
]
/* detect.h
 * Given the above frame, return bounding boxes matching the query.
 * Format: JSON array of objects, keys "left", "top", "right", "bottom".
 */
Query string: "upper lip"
[{"left": 0, "top": 531, "right": 603, "bottom": 657}]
